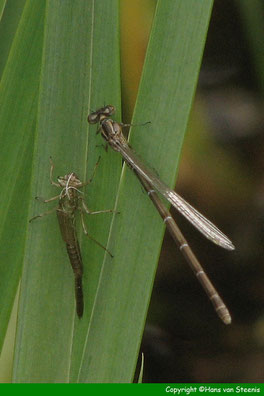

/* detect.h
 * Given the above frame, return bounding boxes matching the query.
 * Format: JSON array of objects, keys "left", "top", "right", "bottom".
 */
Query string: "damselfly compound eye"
[{"left": 88, "top": 113, "right": 99, "bottom": 124}]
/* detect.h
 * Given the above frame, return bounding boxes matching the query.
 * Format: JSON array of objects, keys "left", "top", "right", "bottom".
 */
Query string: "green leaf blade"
[
  {"left": 0, "top": 0, "right": 45, "bottom": 354},
  {"left": 0, "top": 0, "right": 26, "bottom": 78},
  {"left": 13, "top": 0, "right": 121, "bottom": 383},
  {"left": 78, "top": 0, "right": 213, "bottom": 383}
]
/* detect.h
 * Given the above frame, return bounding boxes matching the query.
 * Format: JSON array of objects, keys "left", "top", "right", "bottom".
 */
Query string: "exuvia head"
[
  {"left": 57, "top": 173, "right": 82, "bottom": 188},
  {"left": 88, "top": 104, "right": 116, "bottom": 124},
  {"left": 58, "top": 173, "right": 83, "bottom": 199}
]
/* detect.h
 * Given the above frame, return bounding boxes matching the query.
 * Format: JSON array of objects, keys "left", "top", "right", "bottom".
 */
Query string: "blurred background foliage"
[{"left": 1, "top": 0, "right": 264, "bottom": 382}]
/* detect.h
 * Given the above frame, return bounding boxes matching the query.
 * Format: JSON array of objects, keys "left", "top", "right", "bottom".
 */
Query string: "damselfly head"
[
  {"left": 57, "top": 173, "right": 82, "bottom": 188},
  {"left": 88, "top": 105, "right": 116, "bottom": 124}
]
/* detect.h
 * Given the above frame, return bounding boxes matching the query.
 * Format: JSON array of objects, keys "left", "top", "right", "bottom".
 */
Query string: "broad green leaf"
[
  {"left": 78, "top": 0, "right": 213, "bottom": 383},
  {"left": 0, "top": 0, "right": 45, "bottom": 353},
  {"left": 13, "top": 0, "right": 121, "bottom": 383},
  {"left": 0, "top": 0, "right": 26, "bottom": 78},
  {"left": 0, "top": 0, "right": 6, "bottom": 21},
  {"left": 69, "top": 0, "right": 122, "bottom": 382}
]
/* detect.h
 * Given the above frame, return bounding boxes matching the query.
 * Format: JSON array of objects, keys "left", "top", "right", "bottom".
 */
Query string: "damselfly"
[
  {"left": 88, "top": 105, "right": 234, "bottom": 324},
  {"left": 30, "top": 158, "right": 114, "bottom": 318}
]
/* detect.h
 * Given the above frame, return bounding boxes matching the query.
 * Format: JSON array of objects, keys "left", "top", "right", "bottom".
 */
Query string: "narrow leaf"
[
  {"left": 78, "top": 0, "right": 213, "bottom": 383},
  {"left": 13, "top": 0, "right": 121, "bottom": 383},
  {"left": 0, "top": 0, "right": 44, "bottom": 353},
  {"left": 0, "top": 0, "right": 26, "bottom": 78}
]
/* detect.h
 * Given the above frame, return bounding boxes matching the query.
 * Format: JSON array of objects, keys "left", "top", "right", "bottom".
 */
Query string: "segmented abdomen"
[{"left": 66, "top": 243, "right": 83, "bottom": 318}]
